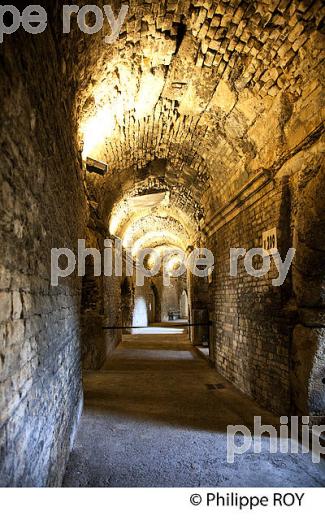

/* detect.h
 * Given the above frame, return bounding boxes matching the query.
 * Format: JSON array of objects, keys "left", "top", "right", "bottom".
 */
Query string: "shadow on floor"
[{"left": 63, "top": 328, "right": 325, "bottom": 487}]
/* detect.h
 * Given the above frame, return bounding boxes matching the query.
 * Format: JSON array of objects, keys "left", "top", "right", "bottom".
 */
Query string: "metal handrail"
[{"left": 102, "top": 321, "right": 212, "bottom": 330}]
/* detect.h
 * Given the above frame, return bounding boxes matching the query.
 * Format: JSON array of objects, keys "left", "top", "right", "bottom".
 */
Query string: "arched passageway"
[
  {"left": 149, "top": 283, "right": 160, "bottom": 323},
  {"left": 0, "top": 0, "right": 324, "bottom": 487},
  {"left": 180, "top": 290, "right": 189, "bottom": 320}
]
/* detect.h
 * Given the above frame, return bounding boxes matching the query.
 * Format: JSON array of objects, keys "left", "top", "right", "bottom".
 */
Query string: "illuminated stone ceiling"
[{"left": 66, "top": 0, "right": 324, "bottom": 251}]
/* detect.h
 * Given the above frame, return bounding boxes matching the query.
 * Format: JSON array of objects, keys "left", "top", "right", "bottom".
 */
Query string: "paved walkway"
[{"left": 63, "top": 326, "right": 325, "bottom": 487}]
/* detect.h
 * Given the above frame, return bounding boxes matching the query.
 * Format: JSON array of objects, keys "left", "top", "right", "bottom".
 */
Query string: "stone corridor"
[
  {"left": 63, "top": 327, "right": 325, "bottom": 487},
  {"left": 0, "top": 1, "right": 324, "bottom": 487}
]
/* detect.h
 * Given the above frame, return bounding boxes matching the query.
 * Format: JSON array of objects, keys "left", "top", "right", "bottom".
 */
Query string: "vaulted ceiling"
[{"left": 66, "top": 0, "right": 323, "bottom": 251}]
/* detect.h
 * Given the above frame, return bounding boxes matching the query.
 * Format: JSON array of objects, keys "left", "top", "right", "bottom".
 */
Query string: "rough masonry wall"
[
  {"left": 280, "top": 140, "right": 325, "bottom": 420},
  {"left": 210, "top": 135, "right": 325, "bottom": 418},
  {"left": 0, "top": 30, "right": 86, "bottom": 485},
  {"left": 205, "top": 37, "right": 324, "bottom": 415},
  {"left": 210, "top": 178, "right": 293, "bottom": 415},
  {"left": 188, "top": 270, "right": 211, "bottom": 345},
  {"left": 80, "top": 195, "right": 122, "bottom": 370}
]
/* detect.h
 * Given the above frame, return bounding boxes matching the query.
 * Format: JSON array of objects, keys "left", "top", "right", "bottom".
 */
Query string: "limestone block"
[
  {"left": 209, "top": 80, "right": 236, "bottom": 114},
  {"left": 0, "top": 292, "right": 11, "bottom": 322},
  {"left": 12, "top": 292, "right": 22, "bottom": 320},
  {"left": 6, "top": 320, "right": 25, "bottom": 347}
]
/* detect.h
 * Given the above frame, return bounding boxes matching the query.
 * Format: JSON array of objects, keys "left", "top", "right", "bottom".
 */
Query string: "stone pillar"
[{"left": 291, "top": 165, "right": 325, "bottom": 421}]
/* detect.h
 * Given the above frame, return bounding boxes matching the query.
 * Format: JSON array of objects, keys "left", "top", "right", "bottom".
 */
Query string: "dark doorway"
[{"left": 150, "top": 283, "right": 161, "bottom": 323}]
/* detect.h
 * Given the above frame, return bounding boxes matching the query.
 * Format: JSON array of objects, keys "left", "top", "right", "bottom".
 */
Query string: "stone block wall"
[
  {"left": 279, "top": 139, "right": 325, "bottom": 420},
  {"left": 209, "top": 178, "right": 294, "bottom": 415},
  {"left": 0, "top": 30, "right": 86, "bottom": 485},
  {"left": 188, "top": 269, "right": 211, "bottom": 345},
  {"left": 80, "top": 220, "right": 123, "bottom": 370}
]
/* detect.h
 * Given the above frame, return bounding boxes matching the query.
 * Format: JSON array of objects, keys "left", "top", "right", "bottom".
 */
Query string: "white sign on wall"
[{"left": 262, "top": 227, "right": 278, "bottom": 256}]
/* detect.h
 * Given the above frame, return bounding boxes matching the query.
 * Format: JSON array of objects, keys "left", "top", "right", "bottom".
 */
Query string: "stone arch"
[
  {"left": 150, "top": 283, "right": 161, "bottom": 323},
  {"left": 132, "top": 296, "right": 148, "bottom": 328},
  {"left": 180, "top": 289, "right": 189, "bottom": 320}
]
